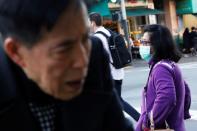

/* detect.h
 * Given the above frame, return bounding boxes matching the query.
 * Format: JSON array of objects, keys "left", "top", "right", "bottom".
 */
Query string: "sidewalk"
[{"left": 128, "top": 55, "right": 197, "bottom": 68}]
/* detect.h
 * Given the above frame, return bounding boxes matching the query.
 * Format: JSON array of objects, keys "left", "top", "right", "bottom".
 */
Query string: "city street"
[{"left": 122, "top": 56, "right": 197, "bottom": 130}]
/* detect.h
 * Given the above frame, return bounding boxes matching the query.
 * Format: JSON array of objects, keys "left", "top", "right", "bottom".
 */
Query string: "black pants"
[{"left": 114, "top": 80, "right": 140, "bottom": 121}]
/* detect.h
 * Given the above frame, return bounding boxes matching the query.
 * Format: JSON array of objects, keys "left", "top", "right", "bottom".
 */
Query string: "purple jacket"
[{"left": 136, "top": 60, "right": 191, "bottom": 131}]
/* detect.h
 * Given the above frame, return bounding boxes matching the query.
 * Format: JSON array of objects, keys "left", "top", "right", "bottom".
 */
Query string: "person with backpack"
[{"left": 89, "top": 12, "right": 140, "bottom": 121}]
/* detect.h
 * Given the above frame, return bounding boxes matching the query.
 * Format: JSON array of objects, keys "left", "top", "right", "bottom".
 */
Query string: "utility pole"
[{"left": 119, "top": 0, "right": 132, "bottom": 58}]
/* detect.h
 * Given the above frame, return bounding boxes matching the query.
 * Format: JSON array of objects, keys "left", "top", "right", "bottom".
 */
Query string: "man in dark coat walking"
[
  {"left": 190, "top": 27, "right": 197, "bottom": 55},
  {"left": 183, "top": 28, "right": 190, "bottom": 53}
]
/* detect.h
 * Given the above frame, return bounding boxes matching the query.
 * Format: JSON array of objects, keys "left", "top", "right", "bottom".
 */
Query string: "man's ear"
[
  {"left": 91, "top": 21, "right": 96, "bottom": 32},
  {"left": 91, "top": 21, "right": 96, "bottom": 26},
  {"left": 3, "top": 37, "right": 26, "bottom": 68}
]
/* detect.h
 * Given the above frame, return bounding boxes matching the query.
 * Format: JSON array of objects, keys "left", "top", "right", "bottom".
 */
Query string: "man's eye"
[{"left": 54, "top": 46, "right": 71, "bottom": 54}]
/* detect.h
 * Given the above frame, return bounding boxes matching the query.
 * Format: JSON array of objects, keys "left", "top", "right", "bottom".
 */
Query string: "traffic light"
[
  {"left": 110, "top": 0, "right": 117, "bottom": 2},
  {"left": 109, "top": 0, "right": 119, "bottom": 3}
]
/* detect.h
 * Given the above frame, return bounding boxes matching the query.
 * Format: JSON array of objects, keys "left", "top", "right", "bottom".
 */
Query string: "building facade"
[{"left": 88, "top": 0, "right": 197, "bottom": 46}]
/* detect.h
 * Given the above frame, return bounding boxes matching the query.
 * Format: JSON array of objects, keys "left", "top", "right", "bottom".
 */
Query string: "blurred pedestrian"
[
  {"left": 136, "top": 24, "right": 191, "bottom": 131},
  {"left": 89, "top": 12, "right": 140, "bottom": 122},
  {"left": 0, "top": 0, "right": 132, "bottom": 130},
  {"left": 190, "top": 27, "right": 197, "bottom": 55},
  {"left": 182, "top": 27, "right": 190, "bottom": 53}
]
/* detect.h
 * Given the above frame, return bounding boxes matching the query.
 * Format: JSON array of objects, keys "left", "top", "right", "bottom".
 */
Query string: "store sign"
[
  {"left": 191, "top": 0, "right": 197, "bottom": 13},
  {"left": 176, "top": 0, "right": 197, "bottom": 14},
  {"left": 109, "top": 0, "right": 147, "bottom": 8}
]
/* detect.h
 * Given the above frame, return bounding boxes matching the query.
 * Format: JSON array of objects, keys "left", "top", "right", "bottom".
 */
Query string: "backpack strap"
[
  {"left": 95, "top": 31, "right": 116, "bottom": 66},
  {"left": 153, "top": 61, "right": 175, "bottom": 70},
  {"left": 95, "top": 31, "right": 110, "bottom": 39}
]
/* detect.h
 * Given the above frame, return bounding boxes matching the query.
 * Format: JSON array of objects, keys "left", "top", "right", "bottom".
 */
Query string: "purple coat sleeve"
[{"left": 145, "top": 65, "right": 176, "bottom": 127}]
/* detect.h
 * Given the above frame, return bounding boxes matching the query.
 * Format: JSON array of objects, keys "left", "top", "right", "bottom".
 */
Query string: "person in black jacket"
[
  {"left": 182, "top": 28, "right": 190, "bottom": 53},
  {"left": 190, "top": 27, "right": 197, "bottom": 55},
  {"left": 0, "top": 0, "right": 133, "bottom": 130}
]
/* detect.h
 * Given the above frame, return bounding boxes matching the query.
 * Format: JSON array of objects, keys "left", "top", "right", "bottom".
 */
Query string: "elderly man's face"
[{"left": 15, "top": 3, "right": 91, "bottom": 100}]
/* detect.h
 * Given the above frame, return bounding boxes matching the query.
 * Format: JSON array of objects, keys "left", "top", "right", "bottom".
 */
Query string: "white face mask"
[{"left": 139, "top": 45, "right": 151, "bottom": 62}]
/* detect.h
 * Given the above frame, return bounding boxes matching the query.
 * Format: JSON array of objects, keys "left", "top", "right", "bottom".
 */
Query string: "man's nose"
[{"left": 72, "top": 43, "right": 89, "bottom": 68}]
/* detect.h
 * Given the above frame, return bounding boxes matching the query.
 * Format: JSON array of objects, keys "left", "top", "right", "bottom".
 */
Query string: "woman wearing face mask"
[{"left": 136, "top": 24, "right": 191, "bottom": 131}]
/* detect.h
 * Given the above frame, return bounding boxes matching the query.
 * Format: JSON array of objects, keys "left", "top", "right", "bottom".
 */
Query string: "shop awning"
[
  {"left": 88, "top": 1, "right": 111, "bottom": 17},
  {"left": 126, "top": 8, "right": 164, "bottom": 17}
]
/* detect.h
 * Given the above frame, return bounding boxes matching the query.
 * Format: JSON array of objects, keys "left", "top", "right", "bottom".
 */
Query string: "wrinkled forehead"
[
  {"left": 36, "top": 1, "right": 89, "bottom": 42},
  {"left": 51, "top": 1, "right": 89, "bottom": 32},
  {"left": 64, "top": 2, "right": 87, "bottom": 25}
]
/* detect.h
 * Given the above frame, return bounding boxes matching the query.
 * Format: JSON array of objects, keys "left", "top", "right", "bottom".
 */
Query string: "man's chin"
[{"left": 53, "top": 87, "right": 83, "bottom": 101}]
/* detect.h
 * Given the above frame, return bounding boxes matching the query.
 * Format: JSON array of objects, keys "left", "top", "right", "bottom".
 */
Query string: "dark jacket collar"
[{"left": 0, "top": 45, "right": 18, "bottom": 103}]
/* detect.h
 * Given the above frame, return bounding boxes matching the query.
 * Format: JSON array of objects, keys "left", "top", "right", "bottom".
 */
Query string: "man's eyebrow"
[
  {"left": 61, "top": 28, "right": 90, "bottom": 44},
  {"left": 60, "top": 39, "right": 76, "bottom": 45},
  {"left": 50, "top": 29, "right": 90, "bottom": 49},
  {"left": 50, "top": 39, "right": 76, "bottom": 50}
]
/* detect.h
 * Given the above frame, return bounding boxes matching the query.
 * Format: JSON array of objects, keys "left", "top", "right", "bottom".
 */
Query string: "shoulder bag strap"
[
  {"left": 95, "top": 31, "right": 114, "bottom": 65},
  {"left": 144, "top": 64, "right": 155, "bottom": 127},
  {"left": 150, "top": 110, "right": 170, "bottom": 130},
  {"left": 96, "top": 31, "right": 109, "bottom": 39}
]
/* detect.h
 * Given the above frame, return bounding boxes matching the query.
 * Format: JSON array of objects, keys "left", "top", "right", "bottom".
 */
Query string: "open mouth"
[{"left": 66, "top": 80, "right": 82, "bottom": 90}]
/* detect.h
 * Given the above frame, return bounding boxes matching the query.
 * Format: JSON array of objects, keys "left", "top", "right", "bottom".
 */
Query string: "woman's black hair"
[{"left": 143, "top": 24, "right": 182, "bottom": 63}]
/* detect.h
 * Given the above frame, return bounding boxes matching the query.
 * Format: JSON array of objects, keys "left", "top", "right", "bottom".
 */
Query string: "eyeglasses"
[{"left": 140, "top": 40, "right": 151, "bottom": 46}]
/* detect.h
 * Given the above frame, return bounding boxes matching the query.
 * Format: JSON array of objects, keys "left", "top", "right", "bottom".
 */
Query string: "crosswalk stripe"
[
  {"left": 126, "top": 108, "right": 197, "bottom": 121},
  {"left": 190, "top": 110, "right": 197, "bottom": 120}
]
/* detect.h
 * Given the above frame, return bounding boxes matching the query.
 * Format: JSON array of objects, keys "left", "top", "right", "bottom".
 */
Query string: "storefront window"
[
  {"left": 128, "top": 15, "right": 147, "bottom": 47},
  {"left": 103, "top": 20, "right": 119, "bottom": 32}
]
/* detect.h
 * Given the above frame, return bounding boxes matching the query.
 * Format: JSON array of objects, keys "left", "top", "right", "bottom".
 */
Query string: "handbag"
[
  {"left": 144, "top": 62, "right": 175, "bottom": 131},
  {"left": 149, "top": 111, "right": 174, "bottom": 131}
]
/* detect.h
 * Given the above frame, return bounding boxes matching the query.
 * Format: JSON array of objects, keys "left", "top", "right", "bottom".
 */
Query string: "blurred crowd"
[{"left": 182, "top": 26, "right": 197, "bottom": 56}]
